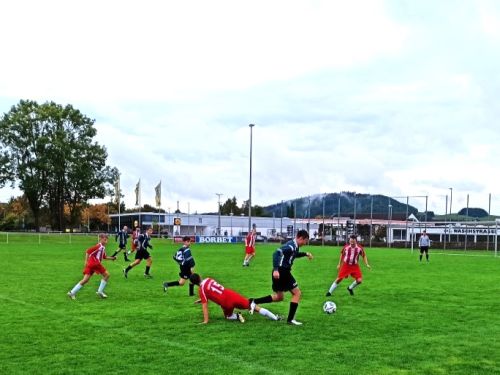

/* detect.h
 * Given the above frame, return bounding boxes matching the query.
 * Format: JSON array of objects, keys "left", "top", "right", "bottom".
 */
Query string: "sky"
[{"left": 1, "top": 0, "right": 500, "bottom": 215}]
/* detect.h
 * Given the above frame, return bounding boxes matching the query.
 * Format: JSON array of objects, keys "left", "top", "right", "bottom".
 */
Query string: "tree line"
[{"left": 0, "top": 100, "right": 118, "bottom": 231}]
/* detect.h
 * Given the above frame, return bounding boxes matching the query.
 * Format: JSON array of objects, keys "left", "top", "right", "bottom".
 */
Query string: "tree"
[{"left": 0, "top": 100, "right": 118, "bottom": 231}]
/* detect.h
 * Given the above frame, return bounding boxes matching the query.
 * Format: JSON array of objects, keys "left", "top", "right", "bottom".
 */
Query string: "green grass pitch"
[{"left": 0, "top": 234, "right": 499, "bottom": 374}]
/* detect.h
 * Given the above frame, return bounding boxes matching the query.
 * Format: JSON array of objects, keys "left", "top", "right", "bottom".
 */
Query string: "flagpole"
[{"left": 118, "top": 177, "right": 121, "bottom": 230}]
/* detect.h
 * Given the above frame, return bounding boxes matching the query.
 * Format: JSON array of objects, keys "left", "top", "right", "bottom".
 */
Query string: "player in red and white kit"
[
  {"left": 129, "top": 225, "right": 141, "bottom": 255},
  {"left": 242, "top": 228, "right": 257, "bottom": 267},
  {"left": 189, "top": 273, "right": 282, "bottom": 324},
  {"left": 67, "top": 233, "right": 116, "bottom": 300},
  {"left": 326, "top": 234, "right": 371, "bottom": 296}
]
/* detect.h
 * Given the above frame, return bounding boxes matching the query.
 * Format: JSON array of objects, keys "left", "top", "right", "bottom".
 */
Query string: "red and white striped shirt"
[
  {"left": 341, "top": 243, "right": 365, "bottom": 265},
  {"left": 86, "top": 243, "right": 106, "bottom": 264},
  {"left": 245, "top": 232, "right": 256, "bottom": 248}
]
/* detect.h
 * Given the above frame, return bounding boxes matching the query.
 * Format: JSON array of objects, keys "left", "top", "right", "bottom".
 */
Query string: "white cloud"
[{"left": 2, "top": 0, "right": 500, "bottom": 215}]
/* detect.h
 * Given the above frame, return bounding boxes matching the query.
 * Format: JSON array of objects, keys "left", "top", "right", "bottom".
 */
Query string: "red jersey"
[
  {"left": 86, "top": 243, "right": 107, "bottom": 265},
  {"left": 245, "top": 232, "right": 256, "bottom": 248},
  {"left": 199, "top": 278, "right": 232, "bottom": 305},
  {"left": 341, "top": 243, "right": 365, "bottom": 265}
]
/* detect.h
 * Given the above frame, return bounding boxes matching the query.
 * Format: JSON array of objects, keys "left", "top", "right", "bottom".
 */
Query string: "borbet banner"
[{"left": 196, "top": 236, "right": 242, "bottom": 243}]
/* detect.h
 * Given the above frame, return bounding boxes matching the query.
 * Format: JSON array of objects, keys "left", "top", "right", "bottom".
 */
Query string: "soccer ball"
[{"left": 323, "top": 301, "right": 336, "bottom": 314}]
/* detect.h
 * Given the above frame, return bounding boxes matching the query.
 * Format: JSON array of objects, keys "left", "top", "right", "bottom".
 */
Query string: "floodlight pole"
[
  {"left": 248, "top": 124, "right": 255, "bottom": 232},
  {"left": 216, "top": 193, "right": 223, "bottom": 236}
]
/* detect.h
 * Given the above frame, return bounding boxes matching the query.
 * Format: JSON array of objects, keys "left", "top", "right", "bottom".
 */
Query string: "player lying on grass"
[
  {"left": 189, "top": 273, "right": 282, "bottom": 324},
  {"left": 67, "top": 233, "right": 116, "bottom": 300}
]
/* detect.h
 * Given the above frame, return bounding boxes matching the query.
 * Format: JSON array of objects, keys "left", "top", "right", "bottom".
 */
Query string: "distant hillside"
[{"left": 263, "top": 192, "right": 431, "bottom": 221}]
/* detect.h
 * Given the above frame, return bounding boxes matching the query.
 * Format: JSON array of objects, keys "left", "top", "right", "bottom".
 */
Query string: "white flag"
[
  {"left": 155, "top": 181, "right": 161, "bottom": 207},
  {"left": 135, "top": 179, "right": 141, "bottom": 206},
  {"left": 114, "top": 176, "right": 120, "bottom": 204}
]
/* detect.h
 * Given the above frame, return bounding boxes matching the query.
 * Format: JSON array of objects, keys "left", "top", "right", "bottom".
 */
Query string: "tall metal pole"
[
  {"left": 369, "top": 195, "right": 373, "bottom": 248},
  {"left": 337, "top": 195, "right": 341, "bottom": 246},
  {"left": 487, "top": 193, "right": 491, "bottom": 251},
  {"left": 353, "top": 193, "right": 357, "bottom": 236},
  {"left": 216, "top": 193, "right": 223, "bottom": 235},
  {"left": 424, "top": 196, "right": 428, "bottom": 230},
  {"left": 280, "top": 200, "right": 283, "bottom": 239},
  {"left": 405, "top": 196, "right": 409, "bottom": 247},
  {"left": 465, "top": 193, "right": 469, "bottom": 252},
  {"left": 248, "top": 124, "right": 255, "bottom": 232},
  {"left": 444, "top": 195, "right": 448, "bottom": 250},
  {"left": 449, "top": 187, "right": 453, "bottom": 215},
  {"left": 322, "top": 195, "right": 325, "bottom": 246}
]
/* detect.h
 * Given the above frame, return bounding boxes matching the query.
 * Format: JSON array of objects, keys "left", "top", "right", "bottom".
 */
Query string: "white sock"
[
  {"left": 98, "top": 280, "right": 107, "bottom": 293},
  {"left": 70, "top": 283, "right": 83, "bottom": 295},
  {"left": 226, "top": 313, "right": 238, "bottom": 320},
  {"left": 349, "top": 280, "right": 359, "bottom": 290},
  {"left": 328, "top": 282, "right": 338, "bottom": 294},
  {"left": 259, "top": 308, "right": 278, "bottom": 320}
]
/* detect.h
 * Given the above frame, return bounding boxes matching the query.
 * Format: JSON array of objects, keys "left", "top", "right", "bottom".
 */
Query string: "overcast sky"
[{"left": 1, "top": 0, "right": 500, "bottom": 215}]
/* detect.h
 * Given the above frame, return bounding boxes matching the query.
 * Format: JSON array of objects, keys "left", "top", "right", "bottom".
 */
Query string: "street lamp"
[
  {"left": 449, "top": 187, "right": 453, "bottom": 215},
  {"left": 388, "top": 204, "right": 393, "bottom": 248},
  {"left": 216, "top": 193, "right": 223, "bottom": 236},
  {"left": 248, "top": 124, "right": 255, "bottom": 232}
]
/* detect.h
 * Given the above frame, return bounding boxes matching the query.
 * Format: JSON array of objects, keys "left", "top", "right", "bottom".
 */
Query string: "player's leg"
[
  {"left": 327, "top": 267, "right": 347, "bottom": 296},
  {"left": 425, "top": 248, "right": 429, "bottom": 262},
  {"left": 419, "top": 248, "right": 423, "bottom": 261},
  {"left": 287, "top": 287, "right": 302, "bottom": 325},
  {"left": 97, "top": 270, "right": 110, "bottom": 298},
  {"left": 124, "top": 258, "right": 141, "bottom": 277},
  {"left": 68, "top": 273, "right": 92, "bottom": 298},
  {"left": 144, "top": 257, "right": 152, "bottom": 277},
  {"left": 253, "top": 304, "right": 281, "bottom": 320},
  {"left": 347, "top": 267, "right": 363, "bottom": 295}
]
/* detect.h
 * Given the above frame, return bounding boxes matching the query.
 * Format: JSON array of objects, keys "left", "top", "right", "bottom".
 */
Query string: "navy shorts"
[
  {"left": 272, "top": 269, "right": 298, "bottom": 292},
  {"left": 179, "top": 265, "right": 193, "bottom": 279},
  {"left": 135, "top": 248, "right": 151, "bottom": 260}
]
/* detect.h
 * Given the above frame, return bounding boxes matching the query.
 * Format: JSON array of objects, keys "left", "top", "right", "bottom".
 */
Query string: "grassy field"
[{"left": 0, "top": 234, "right": 499, "bottom": 374}]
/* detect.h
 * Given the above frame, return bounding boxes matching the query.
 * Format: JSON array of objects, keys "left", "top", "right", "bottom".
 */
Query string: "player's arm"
[
  {"left": 296, "top": 251, "right": 313, "bottom": 260},
  {"left": 337, "top": 251, "right": 344, "bottom": 270},
  {"left": 272, "top": 249, "right": 282, "bottom": 279},
  {"left": 362, "top": 251, "right": 371, "bottom": 269},
  {"left": 201, "top": 302, "right": 209, "bottom": 324}
]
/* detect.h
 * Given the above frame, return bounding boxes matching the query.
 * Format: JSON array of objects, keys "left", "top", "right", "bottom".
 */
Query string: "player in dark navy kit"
[
  {"left": 250, "top": 230, "right": 313, "bottom": 325},
  {"left": 123, "top": 227, "right": 154, "bottom": 278},
  {"left": 162, "top": 236, "right": 196, "bottom": 296},
  {"left": 111, "top": 225, "right": 129, "bottom": 261}
]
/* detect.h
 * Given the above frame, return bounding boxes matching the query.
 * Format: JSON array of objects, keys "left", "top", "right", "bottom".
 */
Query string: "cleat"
[
  {"left": 347, "top": 287, "right": 354, "bottom": 296},
  {"left": 163, "top": 282, "right": 169, "bottom": 292},
  {"left": 96, "top": 291, "right": 108, "bottom": 299},
  {"left": 325, "top": 292, "right": 332, "bottom": 297},
  {"left": 287, "top": 319, "right": 303, "bottom": 326},
  {"left": 276, "top": 315, "right": 284, "bottom": 321},
  {"left": 123, "top": 269, "right": 128, "bottom": 278},
  {"left": 237, "top": 313, "right": 245, "bottom": 323},
  {"left": 144, "top": 274, "right": 153, "bottom": 279},
  {"left": 67, "top": 291, "right": 76, "bottom": 300},
  {"left": 249, "top": 299, "right": 256, "bottom": 315}
]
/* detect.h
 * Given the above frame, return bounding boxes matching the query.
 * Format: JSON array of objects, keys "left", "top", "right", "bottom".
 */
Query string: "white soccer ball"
[{"left": 323, "top": 301, "right": 336, "bottom": 314}]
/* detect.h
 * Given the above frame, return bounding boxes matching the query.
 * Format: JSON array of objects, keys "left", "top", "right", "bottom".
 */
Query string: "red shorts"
[
  {"left": 338, "top": 263, "right": 362, "bottom": 280},
  {"left": 245, "top": 246, "right": 255, "bottom": 255},
  {"left": 83, "top": 262, "right": 106, "bottom": 275},
  {"left": 220, "top": 290, "right": 250, "bottom": 317}
]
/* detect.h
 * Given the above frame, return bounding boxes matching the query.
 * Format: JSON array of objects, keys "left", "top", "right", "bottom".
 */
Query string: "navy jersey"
[
  {"left": 173, "top": 246, "right": 195, "bottom": 268},
  {"left": 115, "top": 230, "right": 129, "bottom": 246},
  {"left": 273, "top": 239, "right": 307, "bottom": 271},
  {"left": 137, "top": 232, "right": 153, "bottom": 250}
]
